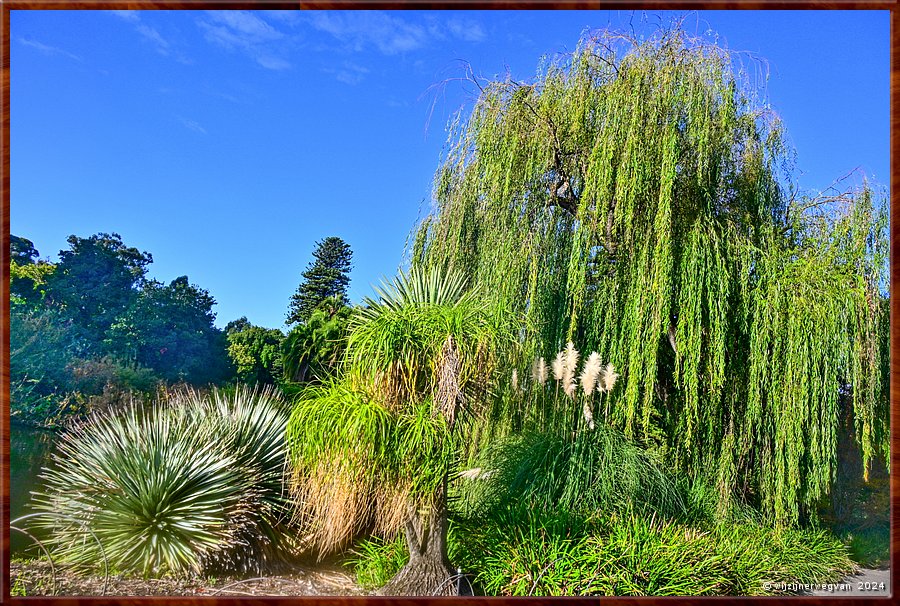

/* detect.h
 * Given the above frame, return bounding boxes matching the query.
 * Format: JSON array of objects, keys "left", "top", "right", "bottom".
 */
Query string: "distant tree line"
[{"left": 10, "top": 232, "right": 355, "bottom": 427}]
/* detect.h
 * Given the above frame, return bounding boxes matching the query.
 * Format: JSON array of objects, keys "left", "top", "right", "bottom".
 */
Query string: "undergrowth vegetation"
[{"left": 346, "top": 427, "right": 857, "bottom": 596}]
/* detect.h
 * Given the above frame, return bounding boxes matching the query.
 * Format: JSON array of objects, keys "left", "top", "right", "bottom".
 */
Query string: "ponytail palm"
[{"left": 287, "top": 267, "right": 502, "bottom": 595}]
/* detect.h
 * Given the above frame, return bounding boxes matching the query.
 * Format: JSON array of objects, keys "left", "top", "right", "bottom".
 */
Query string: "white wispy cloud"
[
  {"left": 307, "top": 11, "right": 428, "bottom": 55},
  {"left": 305, "top": 11, "right": 487, "bottom": 54},
  {"left": 256, "top": 55, "right": 291, "bottom": 71},
  {"left": 110, "top": 10, "right": 140, "bottom": 23},
  {"left": 447, "top": 18, "right": 486, "bottom": 43},
  {"left": 136, "top": 24, "right": 171, "bottom": 54},
  {"left": 198, "top": 11, "right": 291, "bottom": 70},
  {"left": 108, "top": 10, "right": 191, "bottom": 64},
  {"left": 324, "top": 60, "right": 370, "bottom": 85},
  {"left": 265, "top": 10, "right": 302, "bottom": 26},
  {"left": 179, "top": 117, "right": 207, "bottom": 134},
  {"left": 17, "top": 37, "right": 82, "bottom": 61}
]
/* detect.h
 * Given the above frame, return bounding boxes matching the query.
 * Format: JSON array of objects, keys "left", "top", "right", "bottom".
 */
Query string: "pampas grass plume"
[
  {"left": 580, "top": 352, "right": 602, "bottom": 395},
  {"left": 552, "top": 351, "right": 565, "bottom": 381},
  {"left": 582, "top": 401, "right": 595, "bottom": 429},
  {"left": 598, "top": 362, "right": 620, "bottom": 393},
  {"left": 532, "top": 357, "right": 548, "bottom": 386}
]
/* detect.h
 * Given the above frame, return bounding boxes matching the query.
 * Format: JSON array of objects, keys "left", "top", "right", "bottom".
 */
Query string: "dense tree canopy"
[
  {"left": 11, "top": 235, "right": 39, "bottom": 264},
  {"left": 225, "top": 318, "right": 285, "bottom": 386},
  {"left": 107, "top": 276, "right": 231, "bottom": 384},
  {"left": 287, "top": 236, "right": 353, "bottom": 325},
  {"left": 412, "top": 27, "right": 888, "bottom": 526},
  {"left": 45, "top": 233, "right": 153, "bottom": 356},
  {"left": 10, "top": 232, "right": 233, "bottom": 424}
]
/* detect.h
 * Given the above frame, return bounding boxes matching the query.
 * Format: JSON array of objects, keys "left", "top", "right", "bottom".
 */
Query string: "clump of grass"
[
  {"left": 478, "top": 423, "right": 685, "bottom": 520},
  {"left": 839, "top": 523, "right": 890, "bottom": 567},
  {"left": 344, "top": 535, "right": 409, "bottom": 590},
  {"left": 450, "top": 505, "right": 856, "bottom": 596}
]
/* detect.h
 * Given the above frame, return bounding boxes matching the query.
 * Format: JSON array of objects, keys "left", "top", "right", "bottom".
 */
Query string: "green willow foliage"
[{"left": 412, "top": 27, "right": 888, "bottom": 526}]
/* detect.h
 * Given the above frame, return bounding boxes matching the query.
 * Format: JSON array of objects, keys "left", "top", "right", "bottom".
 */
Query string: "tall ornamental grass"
[{"left": 473, "top": 423, "right": 684, "bottom": 520}]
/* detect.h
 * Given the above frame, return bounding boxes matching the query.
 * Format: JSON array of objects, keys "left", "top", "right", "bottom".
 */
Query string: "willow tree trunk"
[{"left": 376, "top": 477, "right": 461, "bottom": 596}]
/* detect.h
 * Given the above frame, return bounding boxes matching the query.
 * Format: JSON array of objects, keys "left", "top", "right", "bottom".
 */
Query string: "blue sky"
[{"left": 11, "top": 10, "right": 889, "bottom": 330}]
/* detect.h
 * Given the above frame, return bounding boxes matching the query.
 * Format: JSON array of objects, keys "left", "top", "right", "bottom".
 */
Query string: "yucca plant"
[{"left": 32, "top": 385, "right": 292, "bottom": 577}]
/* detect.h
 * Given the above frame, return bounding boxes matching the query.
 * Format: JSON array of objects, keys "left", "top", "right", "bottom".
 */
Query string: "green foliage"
[
  {"left": 107, "top": 276, "right": 231, "bottom": 384},
  {"left": 286, "top": 268, "right": 502, "bottom": 554},
  {"left": 282, "top": 296, "right": 351, "bottom": 383},
  {"left": 11, "top": 234, "right": 39, "bottom": 264},
  {"left": 451, "top": 506, "right": 855, "bottom": 596},
  {"left": 10, "top": 258, "right": 55, "bottom": 309},
  {"left": 287, "top": 236, "right": 353, "bottom": 325},
  {"left": 287, "top": 380, "right": 454, "bottom": 551},
  {"left": 840, "top": 524, "right": 889, "bottom": 568},
  {"left": 10, "top": 306, "right": 81, "bottom": 425},
  {"left": 413, "top": 24, "right": 888, "bottom": 526},
  {"left": 347, "top": 267, "right": 504, "bottom": 412},
  {"left": 45, "top": 233, "right": 152, "bottom": 355},
  {"left": 345, "top": 535, "right": 409, "bottom": 590},
  {"left": 11, "top": 232, "right": 233, "bottom": 428},
  {"left": 478, "top": 423, "right": 684, "bottom": 520},
  {"left": 225, "top": 319, "right": 284, "bottom": 385},
  {"left": 32, "top": 386, "right": 293, "bottom": 577}
]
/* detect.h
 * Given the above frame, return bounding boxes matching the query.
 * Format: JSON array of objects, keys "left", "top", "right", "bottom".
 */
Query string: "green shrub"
[{"left": 32, "top": 385, "right": 293, "bottom": 577}]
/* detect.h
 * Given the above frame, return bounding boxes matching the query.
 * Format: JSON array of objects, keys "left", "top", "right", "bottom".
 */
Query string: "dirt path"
[
  {"left": 11, "top": 560, "right": 366, "bottom": 597},
  {"left": 809, "top": 568, "right": 891, "bottom": 597}
]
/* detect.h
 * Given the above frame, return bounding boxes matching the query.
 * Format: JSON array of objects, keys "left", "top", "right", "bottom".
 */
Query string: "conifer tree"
[{"left": 287, "top": 237, "right": 353, "bottom": 325}]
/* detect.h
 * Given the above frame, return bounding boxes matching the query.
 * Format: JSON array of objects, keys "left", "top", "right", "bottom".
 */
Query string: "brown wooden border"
[{"left": 1, "top": 1, "right": 896, "bottom": 604}]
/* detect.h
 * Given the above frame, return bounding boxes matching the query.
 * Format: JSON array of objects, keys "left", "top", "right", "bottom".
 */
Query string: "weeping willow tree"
[{"left": 412, "top": 26, "right": 888, "bottom": 527}]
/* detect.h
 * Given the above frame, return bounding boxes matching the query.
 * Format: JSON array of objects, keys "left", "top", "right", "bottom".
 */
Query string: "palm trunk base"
[{"left": 376, "top": 555, "right": 458, "bottom": 596}]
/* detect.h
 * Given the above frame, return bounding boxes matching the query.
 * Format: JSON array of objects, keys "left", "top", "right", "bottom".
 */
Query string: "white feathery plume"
[
  {"left": 511, "top": 368, "right": 519, "bottom": 392},
  {"left": 562, "top": 342, "right": 579, "bottom": 398},
  {"left": 579, "top": 352, "right": 602, "bottom": 395},
  {"left": 551, "top": 351, "right": 565, "bottom": 381},
  {"left": 532, "top": 357, "right": 548, "bottom": 385},
  {"left": 563, "top": 342, "right": 579, "bottom": 379},
  {"left": 582, "top": 401, "right": 595, "bottom": 429},
  {"left": 602, "top": 363, "right": 619, "bottom": 393}
]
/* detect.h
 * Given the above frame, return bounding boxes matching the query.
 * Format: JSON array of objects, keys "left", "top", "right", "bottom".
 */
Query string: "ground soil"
[
  {"left": 10, "top": 560, "right": 366, "bottom": 597},
  {"left": 12, "top": 560, "right": 891, "bottom": 597}
]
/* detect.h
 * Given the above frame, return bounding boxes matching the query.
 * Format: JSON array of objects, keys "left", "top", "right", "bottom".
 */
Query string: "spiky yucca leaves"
[
  {"left": 287, "top": 381, "right": 453, "bottom": 553},
  {"left": 32, "top": 386, "right": 291, "bottom": 576},
  {"left": 202, "top": 385, "right": 295, "bottom": 572},
  {"left": 480, "top": 423, "right": 685, "bottom": 520},
  {"left": 34, "top": 405, "right": 248, "bottom": 576}
]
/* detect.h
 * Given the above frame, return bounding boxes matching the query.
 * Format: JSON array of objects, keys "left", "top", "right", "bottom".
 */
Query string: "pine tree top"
[{"left": 287, "top": 237, "right": 353, "bottom": 326}]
